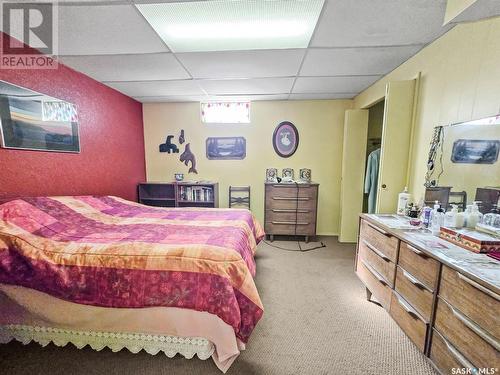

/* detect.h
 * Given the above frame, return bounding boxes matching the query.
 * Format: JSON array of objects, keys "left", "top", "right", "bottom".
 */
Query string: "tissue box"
[{"left": 440, "top": 227, "right": 500, "bottom": 253}]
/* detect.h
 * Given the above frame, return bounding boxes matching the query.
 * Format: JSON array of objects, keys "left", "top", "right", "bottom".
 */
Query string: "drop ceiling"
[{"left": 8, "top": 0, "right": 498, "bottom": 102}]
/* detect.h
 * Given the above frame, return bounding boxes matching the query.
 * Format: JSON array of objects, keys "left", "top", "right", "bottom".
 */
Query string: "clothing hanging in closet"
[{"left": 365, "top": 148, "right": 381, "bottom": 214}]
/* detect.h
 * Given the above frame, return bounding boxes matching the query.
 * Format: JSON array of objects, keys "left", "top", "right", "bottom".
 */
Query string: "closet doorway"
[{"left": 339, "top": 78, "right": 418, "bottom": 242}]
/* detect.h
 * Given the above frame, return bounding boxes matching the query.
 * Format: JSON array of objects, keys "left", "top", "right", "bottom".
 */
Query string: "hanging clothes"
[{"left": 365, "top": 148, "right": 381, "bottom": 214}]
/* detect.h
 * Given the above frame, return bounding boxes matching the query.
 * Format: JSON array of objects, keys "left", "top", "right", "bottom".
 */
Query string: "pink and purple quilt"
[{"left": 0, "top": 196, "right": 265, "bottom": 343}]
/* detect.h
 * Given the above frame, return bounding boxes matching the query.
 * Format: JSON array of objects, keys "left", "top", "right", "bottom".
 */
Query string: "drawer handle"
[
  {"left": 273, "top": 197, "right": 310, "bottom": 201},
  {"left": 402, "top": 270, "right": 425, "bottom": 289},
  {"left": 406, "top": 244, "right": 428, "bottom": 258},
  {"left": 439, "top": 331, "right": 475, "bottom": 370},
  {"left": 449, "top": 304, "right": 500, "bottom": 351},
  {"left": 361, "top": 259, "right": 388, "bottom": 286},
  {"left": 272, "top": 209, "right": 310, "bottom": 213},
  {"left": 456, "top": 272, "right": 500, "bottom": 301},
  {"left": 272, "top": 221, "right": 310, "bottom": 225},
  {"left": 395, "top": 294, "right": 419, "bottom": 319},
  {"left": 363, "top": 240, "right": 390, "bottom": 262},
  {"left": 367, "top": 222, "right": 391, "bottom": 236}
]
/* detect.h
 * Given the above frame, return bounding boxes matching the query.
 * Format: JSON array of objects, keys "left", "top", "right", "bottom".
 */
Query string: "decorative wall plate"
[{"left": 273, "top": 121, "right": 299, "bottom": 158}]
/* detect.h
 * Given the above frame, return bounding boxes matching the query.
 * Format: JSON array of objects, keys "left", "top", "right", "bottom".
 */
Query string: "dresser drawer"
[
  {"left": 430, "top": 329, "right": 475, "bottom": 374},
  {"left": 265, "top": 184, "right": 317, "bottom": 199},
  {"left": 439, "top": 265, "right": 499, "bottom": 341},
  {"left": 265, "top": 195, "right": 317, "bottom": 210},
  {"left": 356, "top": 258, "right": 392, "bottom": 311},
  {"left": 359, "top": 220, "right": 399, "bottom": 262},
  {"left": 389, "top": 291, "right": 427, "bottom": 352},
  {"left": 394, "top": 266, "right": 434, "bottom": 322},
  {"left": 264, "top": 221, "right": 316, "bottom": 236},
  {"left": 358, "top": 239, "right": 396, "bottom": 288},
  {"left": 398, "top": 241, "right": 440, "bottom": 290},
  {"left": 434, "top": 297, "right": 500, "bottom": 369},
  {"left": 265, "top": 209, "right": 316, "bottom": 224}
]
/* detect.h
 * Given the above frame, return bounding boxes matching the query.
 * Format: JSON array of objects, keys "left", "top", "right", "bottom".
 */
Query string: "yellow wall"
[
  {"left": 354, "top": 16, "right": 500, "bottom": 202},
  {"left": 143, "top": 100, "right": 352, "bottom": 235}
]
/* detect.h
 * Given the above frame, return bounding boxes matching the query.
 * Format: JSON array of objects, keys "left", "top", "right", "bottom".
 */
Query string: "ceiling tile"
[
  {"left": 177, "top": 49, "right": 305, "bottom": 79},
  {"left": 58, "top": 53, "right": 189, "bottom": 82},
  {"left": 135, "top": 0, "right": 323, "bottom": 52},
  {"left": 289, "top": 93, "right": 355, "bottom": 100},
  {"left": 105, "top": 80, "right": 204, "bottom": 97},
  {"left": 300, "top": 46, "right": 423, "bottom": 76},
  {"left": 293, "top": 75, "right": 381, "bottom": 93},
  {"left": 58, "top": 5, "right": 168, "bottom": 55},
  {"left": 199, "top": 78, "right": 294, "bottom": 95},
  {"left": 134, "top": 95, "right": 208, "bottom": 103},
  {"left": 312, "top": 0, "right": 449, "bottom": 47}
]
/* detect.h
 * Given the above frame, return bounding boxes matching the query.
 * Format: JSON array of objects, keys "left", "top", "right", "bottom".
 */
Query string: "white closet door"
[
  {"left": 339, "top": 109, "right": 369, "bottom": 243},
  {"left": 376, "top": 79, "right": 417, "bottom": 213}
]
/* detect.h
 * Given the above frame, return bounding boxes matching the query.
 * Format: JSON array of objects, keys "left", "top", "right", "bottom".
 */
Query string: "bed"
[{"left": 0, "top": 195, "right": 265, "bottom": 372}]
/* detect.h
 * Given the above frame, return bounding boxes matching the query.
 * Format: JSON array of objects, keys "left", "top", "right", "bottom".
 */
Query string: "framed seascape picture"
[
  {"left": 0, "top": 80, "right": 80, "bottom": 153},
  {"left": 273, "top": 121, "right": 299, "bottom": 158},
  {"left": 451, "top": 139, "right": 500, "bottom": 164},
  {"left": 206, "top": 136, "right": 246, "bottom": 160}
]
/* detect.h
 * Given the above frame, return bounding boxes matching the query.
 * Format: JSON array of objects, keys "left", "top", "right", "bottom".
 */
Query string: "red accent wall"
[{"left": 0, "top": 33, "right": 145, "bottom": 201}]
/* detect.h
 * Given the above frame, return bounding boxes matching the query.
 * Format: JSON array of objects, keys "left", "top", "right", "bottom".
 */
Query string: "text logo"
[{"left": 1, "top": 1, "right": 58, "bottom": 69}]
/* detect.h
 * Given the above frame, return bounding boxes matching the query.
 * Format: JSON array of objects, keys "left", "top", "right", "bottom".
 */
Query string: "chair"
[
  {"left": 424, "top": 187, "right": 451, "bottom": 209},
  {"left": 229, "top": 186, "right": 250, "bottom": 209},
  {"left": 474, "top": 188, "right": 500, "bottom": 214},
  {"left": 448, "top": 191, "right": 467, "bottom": 212}
]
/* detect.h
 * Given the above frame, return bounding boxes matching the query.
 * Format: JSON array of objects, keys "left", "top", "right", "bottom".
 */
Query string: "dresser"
[
  {"left": 264, "top": 182, "right": 319, "bottom": 242},
  {"left": 355, "top": 214, "right": 499, "bottom": 374}
]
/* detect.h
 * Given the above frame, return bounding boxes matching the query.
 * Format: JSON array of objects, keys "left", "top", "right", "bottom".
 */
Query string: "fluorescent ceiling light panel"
[{"left": 136, "top": 0, "right": 324, "bottom": 52}]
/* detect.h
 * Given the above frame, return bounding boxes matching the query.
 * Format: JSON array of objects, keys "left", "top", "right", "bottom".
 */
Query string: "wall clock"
[{"left": 272, "top": 121, "right": 299, "bottom": 158}]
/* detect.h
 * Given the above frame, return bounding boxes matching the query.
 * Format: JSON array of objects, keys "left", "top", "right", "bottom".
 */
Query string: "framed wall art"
[
  {"left": 206, "top": 136, "right": 246, "bottom": 160},
  {"left": 451, "top": 139, "right": 500, "bottom": 164},
  {"left": 0, "top": 80, "right": 80, "bottom": 153},
  {"left": 273, "top": 121, "right": 299, "bottom": 158}
]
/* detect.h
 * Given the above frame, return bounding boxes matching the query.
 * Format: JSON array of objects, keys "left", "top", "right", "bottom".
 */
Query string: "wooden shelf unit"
[{"left": 138, "top": 182, "right": 219, "bottom": 208}]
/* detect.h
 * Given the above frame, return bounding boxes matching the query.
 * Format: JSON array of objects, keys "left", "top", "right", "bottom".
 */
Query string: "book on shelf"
[{"left": 179, "top": 185, "right": 213, "bottom": 202}]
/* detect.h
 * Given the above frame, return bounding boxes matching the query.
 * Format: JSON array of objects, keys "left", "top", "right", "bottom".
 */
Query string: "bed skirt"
[{"left": 0, "top": 324, "right": 214, "bottom": 360}]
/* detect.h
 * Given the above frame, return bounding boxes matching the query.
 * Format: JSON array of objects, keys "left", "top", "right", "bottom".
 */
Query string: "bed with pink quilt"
[{"left": 0, "top": 195, "right": 265, "bottom": 372}]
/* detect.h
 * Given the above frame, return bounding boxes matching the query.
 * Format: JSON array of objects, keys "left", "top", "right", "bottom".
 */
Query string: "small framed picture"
[
  {"left": 299, "top": 168, "right": 311, "bottom": 182},
  {"left": 282, "top": 168, "right": 294, "bottom": 182},
  {"left": 266, "top": 168, "right": 278, "bottom": 182}
]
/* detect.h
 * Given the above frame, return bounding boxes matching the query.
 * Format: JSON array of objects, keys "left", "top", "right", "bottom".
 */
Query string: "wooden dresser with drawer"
[
  {"left": 356, "top": 214, "right": 499, "bottom": 374},
  {"left": 264, "top": 182, "right": 319, "bottom": 242}
]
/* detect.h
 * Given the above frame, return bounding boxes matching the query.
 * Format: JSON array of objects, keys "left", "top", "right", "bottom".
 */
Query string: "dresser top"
[
  {"left": 360, "top": 213, "right": 500, "bottom": 294},
  {"left": 265, "top": 181, "right": 319, "bottom": 186}
]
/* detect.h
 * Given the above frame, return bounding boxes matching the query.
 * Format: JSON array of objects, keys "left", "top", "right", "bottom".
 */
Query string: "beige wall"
[
  {"left": 354, "top": 16, "right": 500, "bottom": 202},
  {"left": 143, "top": 100, "right": 352, "bottom": 235}
]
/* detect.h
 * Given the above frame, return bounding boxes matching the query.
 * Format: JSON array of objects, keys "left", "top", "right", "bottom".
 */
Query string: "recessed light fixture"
[{"left": 136, "top": 0, "right": 324, "bottom": 53}]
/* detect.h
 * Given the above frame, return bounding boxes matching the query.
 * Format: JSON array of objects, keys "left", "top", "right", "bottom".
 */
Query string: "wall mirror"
[
  {"left": 424, "top": 115, "right": 500, "bottom": 213},
  {"left": 0, "top": 80, "right": 79, "bottom": 153}
]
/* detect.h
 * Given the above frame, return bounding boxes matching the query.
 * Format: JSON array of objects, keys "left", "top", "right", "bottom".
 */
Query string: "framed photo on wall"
[{"left": 0, "top": 80, "right": 80, "bottom": 153}]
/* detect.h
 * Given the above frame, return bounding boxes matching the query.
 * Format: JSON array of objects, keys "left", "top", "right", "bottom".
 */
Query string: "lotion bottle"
[
  {"left": 467, "top": 201, "right": 483, "bottom": 229},
  {"left": 444, "top": 204, "right": 458, "bottom": 228},
  {"left": 397, "top": 187, "right": 411, "bottom": 216},
  {"left": 431, "top": 208, "right": 445, "bottom": 236}
]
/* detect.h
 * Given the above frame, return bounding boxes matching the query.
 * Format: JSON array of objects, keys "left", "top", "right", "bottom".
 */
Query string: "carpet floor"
[{"left": 0, "top": 237, "right": 436, "bottom": 375}]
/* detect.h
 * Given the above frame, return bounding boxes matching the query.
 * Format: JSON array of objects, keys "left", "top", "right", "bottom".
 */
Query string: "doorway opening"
[{"left": 363, "top": 99, "right": 385, "bottom": 214}]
